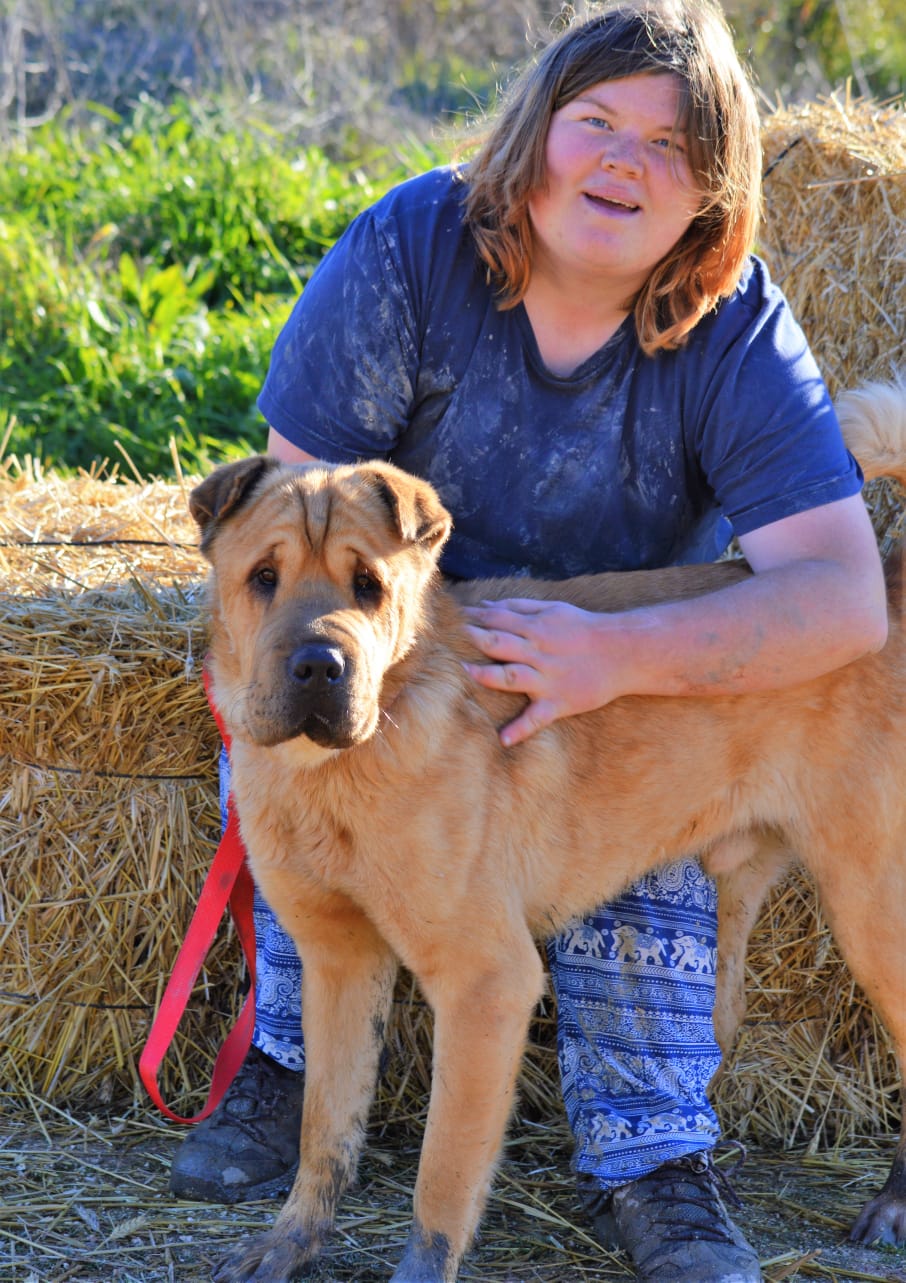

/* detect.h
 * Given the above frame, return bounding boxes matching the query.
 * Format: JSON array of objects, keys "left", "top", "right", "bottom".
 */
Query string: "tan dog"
[{"left": 191, "top": 379, "right": 906, "bottom": 1283}]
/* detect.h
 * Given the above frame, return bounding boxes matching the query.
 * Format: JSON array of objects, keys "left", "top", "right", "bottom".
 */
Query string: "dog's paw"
[
  {"left": 388, "top": 1222, "right": 456, "bottom": 1283},
  {"left": 211, "top": 1228, "right": 315, "bottom": 1283},
  {"left": 849, "top": 1192, "right": 906, "bottom": 1247}
]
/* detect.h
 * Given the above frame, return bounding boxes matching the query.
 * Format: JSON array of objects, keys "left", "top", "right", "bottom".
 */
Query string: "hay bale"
[
  {"left": 760, "top": 95, "right": 906, "bottom": 554},
  {"left": 0, "top": 467, "right": 231, "bottom": 1110},
  {"left": 0, "top": 462, "right": 203, "bottom": 591},
  {"left": 760, "top": 94, "right": 906, "bottom": 399}
]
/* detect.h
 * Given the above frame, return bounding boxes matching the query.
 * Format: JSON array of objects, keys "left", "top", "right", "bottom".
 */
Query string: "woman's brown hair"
[{"left": 463, "top": 0, "right": 762, "bottom": 355}]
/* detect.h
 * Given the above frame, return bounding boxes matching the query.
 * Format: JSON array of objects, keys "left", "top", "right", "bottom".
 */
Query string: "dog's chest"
[{"left": 237, "top": 761, "right": 397, "bottom": 888}]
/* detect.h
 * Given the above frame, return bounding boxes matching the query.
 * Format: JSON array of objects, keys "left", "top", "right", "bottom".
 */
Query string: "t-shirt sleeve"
[
  {"left": 257, "top": 207, "right": 419, "bottom": 462},
  {"left": 688, "top": 267, "right": 863, "bottom": 537}
]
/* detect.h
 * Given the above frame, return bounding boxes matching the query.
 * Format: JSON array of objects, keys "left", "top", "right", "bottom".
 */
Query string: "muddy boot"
[
  {"left": 169, "top": 1046, "right": 304, "bottom": 1203},
  {"left": 578, "top": 1149, "right": 763, "bottom": 1282}
]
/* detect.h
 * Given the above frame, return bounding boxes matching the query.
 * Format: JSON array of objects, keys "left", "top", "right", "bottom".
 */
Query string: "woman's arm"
[
  {"left": 463, "top": 492, "right": 888, "bottom": 747},
  {"left": 267, "top": 426, "right": 320, "bottom": 465}
]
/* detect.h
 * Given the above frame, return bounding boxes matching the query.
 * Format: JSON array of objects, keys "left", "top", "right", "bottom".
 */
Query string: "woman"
[{"left": 171, "top": 3, "right": 886, "bottom": 1280}]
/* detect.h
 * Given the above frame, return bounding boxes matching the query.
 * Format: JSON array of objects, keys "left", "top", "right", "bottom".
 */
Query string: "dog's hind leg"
[
  {"left": 710, "top": 835, "right": 792, "bottom": 1060},
  {"left": 391, "top": 926, "right": 546, "bottom": 1283},
  {"left": 213, "top": 894, "right": 398, "bottom": 1283},
  {"left": 808, "top": 837, "right": 906, "bottom": 1248}
]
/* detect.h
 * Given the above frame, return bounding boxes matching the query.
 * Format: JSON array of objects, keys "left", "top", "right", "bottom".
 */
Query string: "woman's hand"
[
  {"left": 462, "top": 598, "right": 625, "bottom": 747},
  {"left": 461, "top": 495, "right": 888, "bottom": 750}
]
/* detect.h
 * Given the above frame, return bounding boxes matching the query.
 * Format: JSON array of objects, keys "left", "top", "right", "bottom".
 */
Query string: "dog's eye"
[
  {"left": 251, "top": 566, "right": 278, "bottom": 593},
  {"left": 353, "top": 567, "right": 382, "bottom": 605}
]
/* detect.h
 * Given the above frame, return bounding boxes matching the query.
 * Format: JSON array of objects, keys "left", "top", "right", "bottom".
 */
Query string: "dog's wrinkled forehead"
[
  {"left": 190, "top": 455, "right": 451, "bottom": 562},
  {"left": 273, "top": 467, "right": 424, "bottom": 562},
  {"left": 283, "top": 467, "right": 390, "bottom": 556},
  {"left": 280, "top": 471, "right": 337, "bottom": 556}
]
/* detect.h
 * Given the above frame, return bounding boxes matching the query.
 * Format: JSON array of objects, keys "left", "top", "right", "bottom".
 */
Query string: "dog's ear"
[
  {"left": 363, "top": 462, "right": 452, "bottom": 554},
  {"left": 189, "top": 456, "right": 278, "bottom": 552}
]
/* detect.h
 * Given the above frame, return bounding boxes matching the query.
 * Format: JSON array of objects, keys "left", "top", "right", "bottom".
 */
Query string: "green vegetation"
[
  {"left": 1, "top": 0, "right": 903, "bottom": 478},
  {"left": 0, "top": 99, "right": 432, "bottom": 475},
  {"left": 730, "top": 0, "right": 906, "bottom": 101}
]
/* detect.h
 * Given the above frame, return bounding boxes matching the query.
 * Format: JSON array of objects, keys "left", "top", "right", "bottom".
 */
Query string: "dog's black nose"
[{"left": 288, "top": 644, "right": 346, "bottom": 689}]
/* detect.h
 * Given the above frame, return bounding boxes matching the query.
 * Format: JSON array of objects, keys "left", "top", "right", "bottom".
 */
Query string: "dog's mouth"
[
  {"left": 238, "top": 651, "right": 376, "bottom": 750},
  {"left": 246, "top": 700, "right": 370, "bottom": 751},
  {"left": 244, "top": 713, "right": 366, "bottom": 752},
  {"left": 294, "top": 711, "right": 361, "bottom": 750}
]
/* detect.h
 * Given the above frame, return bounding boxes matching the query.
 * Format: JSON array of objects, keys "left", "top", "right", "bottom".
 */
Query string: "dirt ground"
[{"left": 2, "top": 1104, "right": 905, "bottom": 1283}]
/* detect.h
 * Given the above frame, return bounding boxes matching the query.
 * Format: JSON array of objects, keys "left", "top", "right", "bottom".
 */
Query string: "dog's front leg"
[
  {"left": 391, "top": 929, "right": 545, "bottom": 1283},
  {"left": 213, "top": 897, "right": 398, "bottom": 1283}
]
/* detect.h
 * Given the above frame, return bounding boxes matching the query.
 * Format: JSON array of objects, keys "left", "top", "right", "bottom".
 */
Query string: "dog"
[{"left": 189, "top": 377, "right": 906, "bottom": 1283}]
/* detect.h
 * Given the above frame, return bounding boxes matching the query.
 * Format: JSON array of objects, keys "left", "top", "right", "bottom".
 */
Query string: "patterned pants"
[{"left": 222, "top": 750, "right": 722, "bottom": 1188}]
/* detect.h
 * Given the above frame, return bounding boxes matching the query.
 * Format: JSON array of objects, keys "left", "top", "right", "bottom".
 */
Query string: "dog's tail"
[{"left": 837, "top": 373, "right": 906, "bottom": 486}]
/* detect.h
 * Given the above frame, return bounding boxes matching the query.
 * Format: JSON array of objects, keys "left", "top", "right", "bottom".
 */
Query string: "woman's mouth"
[{"left": 584, "top": 192, "right": 640, "bottom": 214}]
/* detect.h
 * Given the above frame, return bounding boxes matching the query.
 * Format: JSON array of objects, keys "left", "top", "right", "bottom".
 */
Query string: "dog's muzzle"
[{"left": 281, "top": 642, "right": 358, "bottom": 748}]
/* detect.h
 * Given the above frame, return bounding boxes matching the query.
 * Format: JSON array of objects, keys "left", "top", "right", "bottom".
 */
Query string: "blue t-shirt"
[{"left": 258, "top": 167, "right": 861, "bottom": 581}]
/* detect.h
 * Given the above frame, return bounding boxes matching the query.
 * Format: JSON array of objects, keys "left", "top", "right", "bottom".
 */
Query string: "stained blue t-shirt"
[{"left": 258, "top": 167, "right": 861, "bottom": 581}]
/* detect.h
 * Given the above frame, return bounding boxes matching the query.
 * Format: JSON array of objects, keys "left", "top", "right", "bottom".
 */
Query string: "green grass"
[
  {"left": 4, "top": 0, "right": 904, "bottom": 482},
  {"left": 0, "top": 98, "right": 435, "bottom": 477}
]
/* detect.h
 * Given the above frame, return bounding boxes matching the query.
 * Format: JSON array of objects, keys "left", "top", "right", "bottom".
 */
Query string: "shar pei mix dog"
[{"left": 189, "top": 379, "right": 906, "bottom": 1283}]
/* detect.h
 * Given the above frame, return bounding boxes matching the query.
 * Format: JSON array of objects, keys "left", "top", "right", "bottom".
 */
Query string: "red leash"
[{"left": 139, "top": 669, "right": 256, "bottom": 1124}]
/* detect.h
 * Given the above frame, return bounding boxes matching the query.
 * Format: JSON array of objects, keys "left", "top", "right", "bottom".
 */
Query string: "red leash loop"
[{"left": 139, "top": 667, "right": 256, "bottom": 1124}]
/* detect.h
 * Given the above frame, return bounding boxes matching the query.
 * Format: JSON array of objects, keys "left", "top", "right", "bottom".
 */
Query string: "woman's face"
[{"left": 528, "top": 72, "right": 704, "bottom": 298}]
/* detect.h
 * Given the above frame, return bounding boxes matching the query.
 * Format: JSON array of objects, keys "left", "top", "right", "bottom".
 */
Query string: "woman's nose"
[{"left": 601, "top": 133, "right": 643, "bottom": 174}]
